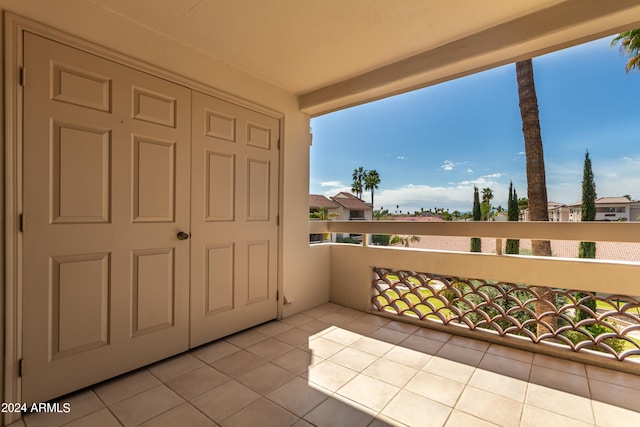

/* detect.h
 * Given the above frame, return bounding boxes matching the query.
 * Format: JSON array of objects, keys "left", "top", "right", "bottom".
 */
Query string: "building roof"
[
  {"left": 596, "top": 197, "right": 633, "bottom": 204},
  {"left": 330, "top": 192, "right": 373, "bottom": 211},
  {"left": 309, "top": 194, "right": 340, "bottom": 209}
]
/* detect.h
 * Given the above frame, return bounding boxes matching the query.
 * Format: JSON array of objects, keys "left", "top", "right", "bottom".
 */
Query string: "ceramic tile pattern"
[{"left": 15, "top": 303, "right": 640, "bottom": 427}]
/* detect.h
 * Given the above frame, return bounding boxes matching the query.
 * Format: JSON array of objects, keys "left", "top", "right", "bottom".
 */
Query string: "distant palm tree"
[
  {"left": 390, "top": 235, "right": 420, "bottom": 247},
  {"left": 611, "top": 29, "right": 640, "bottom": 72},
  {"left": 364, "top": 169, "right": 381, "bottom": 208},
  {"left": 351, "top": 167, "right": 365, "bottom": 199},
  {"left": 516, "top": 58, "right": 554, "bottom": 336}
]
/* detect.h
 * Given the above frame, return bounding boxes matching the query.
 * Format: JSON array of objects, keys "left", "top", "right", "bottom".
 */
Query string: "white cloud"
[
  {"left": 320, "top": 180, "right": 343, "bottom": 187},
  {"left": 466, "top": 168, "right": 473, "bottom": 173},
  {"left": 441, "top": 160, "right": 455, "bottom": 171},
  {"left": 397, "top": 156, "right": 406, "bottom": 160}
]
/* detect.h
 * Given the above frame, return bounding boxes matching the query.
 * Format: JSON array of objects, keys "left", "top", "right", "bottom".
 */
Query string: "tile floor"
[{"left": 12, "top": 302, "right": 640, "bottom": 427}]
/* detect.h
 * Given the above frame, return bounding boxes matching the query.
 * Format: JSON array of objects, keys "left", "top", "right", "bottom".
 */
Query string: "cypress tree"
[
  {"left": 579, "top": 151, "right": 596, "bottom": 258},
  {"left": 506, "top": 181, "right": 520, "bottom": 254},
  {"left": 577, "top": 151, "right": 597, "bottom": 322},
  {"left": 470, "top": 186, "right": 481, "bottom": 252}
]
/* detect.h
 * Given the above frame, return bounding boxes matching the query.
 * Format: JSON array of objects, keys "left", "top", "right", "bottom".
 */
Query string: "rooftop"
[{"left": 18, "top": 303, "right": 640, "bottom": 427}]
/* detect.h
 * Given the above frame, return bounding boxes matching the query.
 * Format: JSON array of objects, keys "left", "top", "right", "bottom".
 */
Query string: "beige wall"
[{"left": 0, "top": 1, "right": 332, "bottom": 406}]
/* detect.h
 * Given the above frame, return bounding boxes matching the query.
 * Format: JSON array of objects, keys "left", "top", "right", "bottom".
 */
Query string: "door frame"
[{"left": 3, "top": 13, "right": 284, "bottom": 424}]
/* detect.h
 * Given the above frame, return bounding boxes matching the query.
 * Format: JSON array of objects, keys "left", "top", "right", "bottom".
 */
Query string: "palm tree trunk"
[{"left": 516, "top": 59, "right": 555, "bottom": 337}]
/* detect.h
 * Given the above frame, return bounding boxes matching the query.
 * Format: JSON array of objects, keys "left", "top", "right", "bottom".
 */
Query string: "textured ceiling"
[
  {"left": 85, "top": 0, "right": 640, "bottom": 114},
  {"left": 87, "top": 0, "right": 562, "bottom": 93}
]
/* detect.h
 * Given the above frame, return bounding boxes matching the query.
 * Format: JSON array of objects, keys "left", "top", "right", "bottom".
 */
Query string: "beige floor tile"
[
  {"left": 165, "top": 365, "right": 230, "bottom": 400},
  {"left": 110, "top": 384, "right": 184, "bottom": 427},
  {"left": 383, "top": 345, "right": 431, "bottom": 369},
  {"left": 137, "top": 402, "right": 215, "bottom": 427},
  {"left": 412, "top": 327, "right": 452, "bottom": 343},
  {"left": 93, "top": 369, "right": 161, "bottom": 405},
  {"left": 521, "top": 404, "right": 593, "bottom": 427},
  {"left": 271, "top": 348, "right": 322, "bottom": 375},
  {"left": 586, "top": 365, "right": 640, "bottom": 391},
  {"left": 405, "top": 371, "right": 465, "bottom": 407},
  {"left": 191, "top": 340, "right": 241, "bottom": 364},
  {"left": 477, "top": 353, "right": 531, "bottom": 381},
  {"left": 322, "top": 328, "right": 364, "bottom": 346},
  {"left": 253, "top": 320, "right": 293, "bottom": 336},
  {"left": 306, "top": 360, "right": 358, "bottom": 392},
  {"left": 337, "top": 374, "right": 400, "bottom": 412},
  {"left": 529, "top": 364, "right": 590, "bottom": 397},
  {"left": 267, "top": 377, "right": 329, "bottom": 417},
  {"left": 273, "top": 327, "right": 314, "bottom": 347},
  {"left": 468, "top": 369, "right": 527, "bottom": 402},
  {"left": 525, "top": 383, "right": 594, "bottom": 424},
  {"left": 246, "top": 337, "right": 294, "bottom": 360},
  {"left": 589, "top": 378, "right": 640, "bottom": 412},
  {"left": 281, "top": 313, "right": 314, "bottom": 327},
  {"left": 400, "top": 335, "right": 445, "bottom": 355},
  {"left": 359, "top": 313, "right": 392, "bottom": 327},
  {"left": 384, "top": 320, "right": 420, "bottom": 334},
  {"left": 592, "top": 400, "right": 640, "bottom": 427},
  {"left": 62, "top": 408, "right": 121, "bottom": 427},
  {"left": 318, "top": 312, "right": 359, "bottom": 326},
  {"left": 422, "top": 356, "right": 476, "bottom": 384},
  {"left": 342, "top": 319, "right": 382, "bottom": 335},
  {"left": 220, "top": 397, "right": 298, "bottom": 427},
  {"left": 22, "top": 389, "right": 105, "bottom": 427},
  {"left": 297, "top": 319, "right": 334, "bottom": 335},
  {"left": 291, "top": 418, "right": 315, "bottom": 427},
  {"left": 320, "top": 302, "right": 344, "bottom": 312},
  {"left": 301, "top": 307, "right": 334, "bottom": 319},
  {"left": 148, "top": 353, "right": 205, "bottom": 382},
  {"left": 436, "top": 343, "right": 485, "bottom": 366},
  {"left": 444, "top": 410, "right": 499, "bottom": 427},
  {"left": 486, "top": 344, "right": 533, "bottom": 364},
  {"left": 337, "top": 306, "right": 366, "bottom": 318},
  {"left": 371, "top": 327, "right": 410, "bottom": 344},
  {"left": 382, "top": 389, "right": 452, "bottom": 427},
  {"left": 304, "top": 395, "right": 375, "bottom": 427},
  {"left": 210, "top": 349, "right": 266, "bottom": 378},
  {"left": 329, "top": 347, "right": 379, "bottom": 372},
  {"left": 235, "top": 362, "right": 296, "bottom": 394},
  {"left": 350, "top": 337, "right": 395, "bottom": 357},
  {"left": 369, "top": 414, "right": 405, "bottom": 427},
  {"left": 447, "top": 335, "right": 490, "bottom": 352},
  {"left": 191, "top": 380, "right": 260, "bottom": 422},
  {"left": 305, "top": 336, "right": 346, "bottom": 358},
  {"left": 455, "top": 386, "right": 522, "bottom": 427},
  {"left": 363, "top": 358, "right": 418, "bottom": 388},
  {"left": 224, "top": 329, "right": 269, "bottom": 348},
  {"left": 532, "top": 353, "right": 586, "bottom": 376}
]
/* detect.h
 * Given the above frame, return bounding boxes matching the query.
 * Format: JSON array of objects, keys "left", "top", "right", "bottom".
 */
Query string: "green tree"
[
  {"left": 364, "top": 169, "right": 381, "bottom": 208},
  {"left": 481, "top": 187, "right": 494, "bottom": 220},
  {"left": 373, "top": 207, "right": 390, "bottom": 220},
  {"left": 611, "top": 29, "right": 640, "bottom": 73},
  {"left": 516, "top": 59, "right": 554, "bottom": 336},
  {"left": 470, "top": 186, "right": 481, "bottom": 252},
  {"left": 506, "top": 181, "right": 520, "bottom": 254},
  {"left": 351, "top": 166, "right": 365, "bottom": 199},
  {"left": 579, "top": 151, "right": 596, "bottom": 259}
]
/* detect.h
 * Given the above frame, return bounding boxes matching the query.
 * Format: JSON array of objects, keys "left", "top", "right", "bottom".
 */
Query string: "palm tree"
[
  {"left": 516, "top": 58, "right": 554, "bottom": 336},
  {"left": 611, "top": 29, "right": 640, "bottom": 72},
  {"left": 351, "top": 167, "right": 365, "bottom": 199},
  {"left": 390, "top": 235, "right": 421, "bottom": 247},
  {"left": 364, "top": 169, "right": 381, "bottom": 208}
]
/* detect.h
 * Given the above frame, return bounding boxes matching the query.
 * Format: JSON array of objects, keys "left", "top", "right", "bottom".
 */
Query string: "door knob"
[{"left": 177, "top": 231, "right": 190, "bottom": 240}]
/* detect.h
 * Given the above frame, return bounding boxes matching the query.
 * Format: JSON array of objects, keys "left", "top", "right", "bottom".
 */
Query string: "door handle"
[{"left": 177, "top": 231, "right": 190, "bottom": 240}]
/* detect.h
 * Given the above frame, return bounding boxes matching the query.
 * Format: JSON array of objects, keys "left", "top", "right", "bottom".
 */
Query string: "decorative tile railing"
[{"left": 372, "top": 267, "right": 640, "bottom": 362}]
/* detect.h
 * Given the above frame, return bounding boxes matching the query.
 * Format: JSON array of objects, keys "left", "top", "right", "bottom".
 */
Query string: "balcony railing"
[{"left": 309, "top": 220, "right": 640, "bottom": 372}]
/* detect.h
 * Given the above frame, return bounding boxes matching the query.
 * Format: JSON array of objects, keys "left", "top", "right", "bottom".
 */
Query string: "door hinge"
[
  {"left": 276, "top": 290, "right": 279, "bottom": 301},
  {"left": 19, "top": 214, "right": 26, "bottom": 232},
  {"left": 277, "top": 138, "right": 280, "bottom": 150},
  {"left": 276, "top": 215, "right": 279, "bottom": 226},
  {"left": 20, "top": 67, "right": 26, "bottom": 87},
  {"left": 18, "top": 359, "right": 24, "bottom": 377}
]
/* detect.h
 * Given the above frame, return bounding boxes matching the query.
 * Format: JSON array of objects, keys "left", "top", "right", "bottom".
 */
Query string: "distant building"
[
  {"left": 523, "top": 197, "right": 640, "bottom": 222},
  {"left": 309, "top": 192, "right": 373, "bottom": 243}
]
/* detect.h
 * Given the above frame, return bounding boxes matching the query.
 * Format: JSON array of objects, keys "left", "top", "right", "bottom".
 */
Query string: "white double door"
[{"left": 21, "top": 32, "right": 279, "bottom": 404}]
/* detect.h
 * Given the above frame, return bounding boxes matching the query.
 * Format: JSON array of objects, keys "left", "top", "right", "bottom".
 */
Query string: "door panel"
[
  {"left": 22, "top": 32, "right": 191, "bottom": 404},
  {"left": 190, "top": 92, "right": 279, "bottom": 347}
]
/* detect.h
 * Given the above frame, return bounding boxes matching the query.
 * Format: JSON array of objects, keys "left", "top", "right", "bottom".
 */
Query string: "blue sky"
[{"left": 309, "top": 36, "right": 640, "bottom": 213}]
